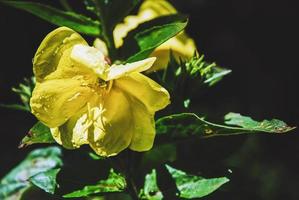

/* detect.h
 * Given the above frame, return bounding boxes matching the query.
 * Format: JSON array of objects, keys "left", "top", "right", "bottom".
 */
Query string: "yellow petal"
[
  {"left": 50, "top": 109, "right": 90, "bottom": 149},
  {"left": 33, "top": 27, "right": 87, "bottom": 82},
  {"left": 113, "top": 0, "right": 176, "bottom": 48},
  {"left": 88, "top": 88, "right": 133, "bottom": 156},
  {"left": 139, "top": 0, "right": 177, "bottom": 15},
  {"left": 30, "top": 79, "right": 94, "bottom": 127},
  {"left": 93, "top": 38, "right": 109, "bottom": 57},
  {"left": 105, "top": 57, "right": 156, "bottom": 80},
  {"left": 127, "top": 96, "right": 156, "bottom": 151},
  {"left": 70, "top": 44, "right": 108, "bottom": 79},
  {"left": 115, "top": 72, "right": 170, "bottom": 113},
  {"left": 148, "top": 32, "right": 197, "bottom": 72}
]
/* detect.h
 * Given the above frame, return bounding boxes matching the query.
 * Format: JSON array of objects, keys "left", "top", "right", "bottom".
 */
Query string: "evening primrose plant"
[{"left": 0, "top": 0, "right": 295, "bottom": 200}]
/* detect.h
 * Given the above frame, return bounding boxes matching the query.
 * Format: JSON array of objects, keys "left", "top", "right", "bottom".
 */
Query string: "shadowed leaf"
[{"left": 1, "top": 1, "right": 101, "bottom": 36}]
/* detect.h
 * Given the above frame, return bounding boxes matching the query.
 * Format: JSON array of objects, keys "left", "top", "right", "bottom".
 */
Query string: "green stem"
[
  {"left": 127, "top": 176, "right": 139, "bottom": 200},
  {"left": 92, "top": 0, "right": 117, "bottom": 59},
  {"left": 59, "top": 0, "right": 73, "bottom": 12},
  {"left": 126, "top": 151, "right": 139, "bottom": 200},
  {"left": 110, "top": 152, "right": 139, "bottom": 200}
]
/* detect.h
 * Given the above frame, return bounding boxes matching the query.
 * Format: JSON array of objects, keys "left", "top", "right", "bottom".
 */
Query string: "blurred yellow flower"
[
  {"left": 30, "top": 27, "right": 170, "bottom": 156},
  {"left": 113, "top": 0, "right": 197, "bottom": 71}
]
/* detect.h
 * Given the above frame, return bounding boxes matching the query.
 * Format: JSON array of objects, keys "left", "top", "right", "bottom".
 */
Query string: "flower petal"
[
  {"left": 126, "top": 95, "right": 156, "bottom": 151},
  {"left": 33, "top": 27, "right": 87, "bottom": 82},
  {"left": 70, "top": 44, "right": 109, "bottom": 80},
  {"left": 104, "top": 57, "right": 156, "bottom": 81},
  {"left": 50, "top": 109, "right": 90, "bottom": 149},
  {"left": 30, "top": 79, "right": 95, "bottom": 127},
  {"left": 115, "top": 72, "right": 170, "bottom": 113},
  {"left": 88, "top": 88, "right": 133, "bottom": 156}
]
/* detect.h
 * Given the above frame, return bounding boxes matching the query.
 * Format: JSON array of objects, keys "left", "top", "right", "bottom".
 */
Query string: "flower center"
[{"left": 98, "top": 79, "right": 113, "bottom": 94}]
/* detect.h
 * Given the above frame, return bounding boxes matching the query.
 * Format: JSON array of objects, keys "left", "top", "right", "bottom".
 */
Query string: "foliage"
[
  {"left": 0, "top": 77, "right": 35, "bottom": 112},
  {"left": 63, "top": 169, "right": 126, "bottom": 198},
  {"left": 0, "top": 0, "right": 295, "bottom": 199},
  {"left": 0, "top": 147, "right": 62, "bottom": 199},
  {"left": 155, "top": 112, "right": 295, "bottom": 144}
]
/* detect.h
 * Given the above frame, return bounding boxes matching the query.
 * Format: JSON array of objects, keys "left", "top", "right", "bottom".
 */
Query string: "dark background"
[{"left": 0, "top": 0, "right": 299, "bottom": 199}]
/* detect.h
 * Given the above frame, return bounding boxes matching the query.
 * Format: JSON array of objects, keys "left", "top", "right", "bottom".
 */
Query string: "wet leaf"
[
  {"left": 0, "top": 147, "right": 62, "bottom": 199},
  {"left": 165, "top": 165, "right": 229, "bottom": 199},
  {"left": 140, "top": 165, "right": 229, "bottom": 199},
  {"left": 139, "top": 169, "right": 163, "bottom": 200},
  {"left": 29, "top": 169, "right": 60, "bottom": 194}
]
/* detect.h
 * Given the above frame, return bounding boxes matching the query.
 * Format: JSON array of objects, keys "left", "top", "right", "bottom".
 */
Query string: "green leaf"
[
  {"left": 165, "top": 165, "right": 229, "bottom": 199},
  {"left": 140, "top": 166, "right": 229, "bottom": 199},
  {"left": 121, "top": 15, "right": 188, "bottom": 62},
  {"left": 19, "top": 122, "right": 55, "bottom": 148},
  {"left": 156, "top": 113, "right": 295, "bottom": 143},
  {"left": 29, "top": 169, "right": 60, "bottom": 194},
  {"left": 1, "top": 77, "right": 35, "bottom": 112},
  {"left": 1, "top": 1, "right": 100, "bottom": 36},
  {"left": 0, "top": 147, "right": 62, "bottom": 199},
  {"left": 139, "top": 169, "right": 163, "bottom": 200},
  {"left": 63, "top": 169, "right": 126, "bottom": 198},
  {"left": 224, "top": 112, "right": 296, "bottom": 133}
]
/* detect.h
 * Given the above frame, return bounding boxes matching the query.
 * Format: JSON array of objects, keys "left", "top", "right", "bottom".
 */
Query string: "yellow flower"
[
  {"left": 30, "top": 27, "right": 170, "bottom": 156},
  {"left": 113, "top": 0, "right": 197, "bottom": 71}
]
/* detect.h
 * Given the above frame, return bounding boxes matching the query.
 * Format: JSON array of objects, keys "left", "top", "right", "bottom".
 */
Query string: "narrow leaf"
[
  {"left": 1, "top": 1, "right": 101, "bottom": 36},
  {"left": 156, "top": 113, "right": 295, "bottom": 143},
  {"left": 0, "top": 104, "right": 29, "bottom": 112},
  {"left": 29, "top": 169, "right": 60, "bottom": 194},
  {"left": 165, "top": 165, "right": 229, "bottom": 199},
  {"left": 121, "top": 15, "right": 188, "bottom": 62},
  {"left": 63, "top": 169, "right": 126, "bottom": 198},
  {"left": 186, "top": 54, "right": 231, "bottom": 86},
  {"left": 19, "top": 122, "right": 55, "bottom": 148},
  {"left": 0, "top": 77, "right": 35, "bottom": 112}
]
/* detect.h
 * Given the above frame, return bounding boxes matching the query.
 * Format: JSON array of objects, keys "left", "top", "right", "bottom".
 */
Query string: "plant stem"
[
  {"left": 110, "top": 152, "right": 139, "bottom": 200},
  {"left": 92, "top": 0, "right": 117, "bottom": 59},
  {"left": 59, "top": 0, "right": 73, "bottom": 12},
  {"left": 126, "top": 151, "right": 139, "bottom": 200},
  {"left": 127, "top": 176, "right": 139, "bottom": 200}
]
